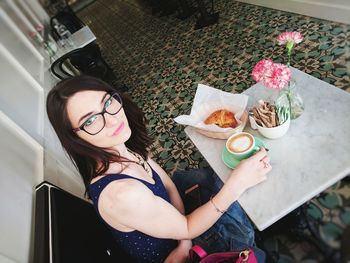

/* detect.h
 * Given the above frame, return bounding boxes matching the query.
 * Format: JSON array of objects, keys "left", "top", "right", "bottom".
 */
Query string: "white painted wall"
[
  {"left": 237, "top": 0, "right": 350, "bottom": 24},
  {"left": 0, "top": 44, "right": 44, "bottom": 144},
  {"left": 20, "top": 0, "right": 50, "bottom": 24},
  {"left": 0, "top": 7, "right": 45, "bottom": 84},
  {"left": 0, "top": 254, "right": 17, "bottom": 263},
  {"left": 0, "top": 1, "right": 85, "bottom": 262},
  {"left": 0, "top": 112, "right": 43, "bottom": 263},
  {"left": 43, "top": 71, "right": 86, "bottom": 199}
]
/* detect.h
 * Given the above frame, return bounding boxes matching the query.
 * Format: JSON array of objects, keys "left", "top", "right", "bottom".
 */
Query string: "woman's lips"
[{"left": 112, "top": 122, "right": 125, "bottom": 136}]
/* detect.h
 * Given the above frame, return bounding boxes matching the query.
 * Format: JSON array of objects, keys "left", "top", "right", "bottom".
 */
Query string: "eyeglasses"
[{"left": 72, "top": 92, "right": 123, "bottom": 135}]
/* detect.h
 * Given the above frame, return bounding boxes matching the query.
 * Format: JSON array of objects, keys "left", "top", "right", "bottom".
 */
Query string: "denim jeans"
[{"left": 172, "top": 167, "right": 266, "bottom": 263}]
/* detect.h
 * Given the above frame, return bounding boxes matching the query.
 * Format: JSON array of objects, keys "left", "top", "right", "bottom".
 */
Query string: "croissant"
[{"left": 204, "top": 109, "right": 238, "bottom": 128}]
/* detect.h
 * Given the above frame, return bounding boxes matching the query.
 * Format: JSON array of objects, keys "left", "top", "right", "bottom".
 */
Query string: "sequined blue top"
[{"left": 88, "top": 167, "right": 177, "bottom": 263}]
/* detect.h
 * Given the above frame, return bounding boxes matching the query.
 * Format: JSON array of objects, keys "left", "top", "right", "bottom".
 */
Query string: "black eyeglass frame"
[{"left": 72, "top": 92, "right": 123, "bottom": 135}]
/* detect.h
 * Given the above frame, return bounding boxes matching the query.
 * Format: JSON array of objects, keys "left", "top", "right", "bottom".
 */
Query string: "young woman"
[{"left": 46, "top": 76, "right": 272, "bottom": 263}]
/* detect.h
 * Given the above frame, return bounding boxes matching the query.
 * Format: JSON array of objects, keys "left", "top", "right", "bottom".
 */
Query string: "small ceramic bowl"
[{"left": 249, "top": 115, "right": 290, "bottom": 139}]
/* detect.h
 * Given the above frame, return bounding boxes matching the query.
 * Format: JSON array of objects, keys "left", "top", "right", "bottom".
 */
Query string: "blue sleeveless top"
[{"left": 88, "top": 167, "right": 177, "bottom": 263}]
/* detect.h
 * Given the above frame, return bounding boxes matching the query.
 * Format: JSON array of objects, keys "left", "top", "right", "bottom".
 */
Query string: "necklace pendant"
[{"left": 127, "top": 149, "right": 151, "bottom": 175}]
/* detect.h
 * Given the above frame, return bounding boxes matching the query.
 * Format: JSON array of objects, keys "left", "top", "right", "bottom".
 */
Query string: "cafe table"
[
  {"left": 49, "top": 26, "right": 97, "bottom": 79},
  {"left": 51, "top": 25, "right": 96, "bottom": 62},
  {"left": 185, "top": 67, "right": 350, "bottom": 231}
]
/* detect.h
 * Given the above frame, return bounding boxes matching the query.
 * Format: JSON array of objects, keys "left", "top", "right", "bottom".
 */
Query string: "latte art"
[{"left": 228, "top": 134, "right": 253, "bottom": 153}]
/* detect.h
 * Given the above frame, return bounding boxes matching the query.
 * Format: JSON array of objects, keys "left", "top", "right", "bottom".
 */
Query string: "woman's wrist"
[
  {"left": 222, "top": 177, "right": 243, "bottom": 201},
  {"left": 178, "top": 239, "right": 192, "bottom": 253},
  {"left": 209, "top": 178, "right": 242, "bottom": 214},
  {"left": 178, "top": 239, "right": 192, "bottom": 247},
  {"left": 210, "top": 196, "right": 227, "bottom": 214},
  {"left": 226, "top": 170, "right": 247, "bottom": 197}
]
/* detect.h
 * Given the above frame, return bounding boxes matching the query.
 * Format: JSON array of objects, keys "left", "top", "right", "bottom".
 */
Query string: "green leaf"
[
  {"left": 320, "top": 222, "right": 343, "bottom": 242},
  {"left": 318, "top": 193, "right": 340, "bottom": 209},
  {"left": 319, "top": 43, "right": 330, "bottom": 50},
  {"left": 331, "top": 27, "right": 344, "bottom": 35},
  {"left": 334, "top": 68, "right": 346, "bottom": 77},
  {"left": 332, "top": 47, "right": 345, "bottom": 55},
  {"left": 320, "top": 55, "right": 332, "bottom": 62},
  {"left": 307, "top": 203, "right": 323, "bottom": 220},
  {"left": 308, "top": 34, "right": 319, "bottom": 40},
  {"left": 160, "top": 151, "right": 168, "bottom": 158},
  {"left": 309, "top": 51, "right": 320, "bottom": 58},
  {"left": 164, "top": 140, "right": 174, "bottom": 148},
  {"left": 322, "top": 64, "right": 334, "bottom": 71},
  {"left": 340, "top": 211, "right": 350, "bottom": 224}
]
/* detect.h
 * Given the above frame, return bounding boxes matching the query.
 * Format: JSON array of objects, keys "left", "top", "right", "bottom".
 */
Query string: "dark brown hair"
[{"left": 46, "top": 76, "right": 152, "bottom": 196}]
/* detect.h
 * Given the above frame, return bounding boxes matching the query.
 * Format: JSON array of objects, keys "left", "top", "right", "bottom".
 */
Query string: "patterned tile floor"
[{"left": 77, "top": 0, "right": 350, "bottom": 262}]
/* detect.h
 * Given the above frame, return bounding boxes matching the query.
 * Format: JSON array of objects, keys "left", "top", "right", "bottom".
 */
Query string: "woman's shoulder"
[
  {"left": 92, "top": 162, "right": 154, "bottom": 205},
  {"left": 95, "top": 177, "right": 150, "bottom": 232},
  {"left": 97, "top": 176, "right": 155, "bottom": 222},
  {"left": 90, "top": 161, "right": 131, "bottom": 185},
  {"left": 98, "top": 176, "right": 152, "bottom": 206}
]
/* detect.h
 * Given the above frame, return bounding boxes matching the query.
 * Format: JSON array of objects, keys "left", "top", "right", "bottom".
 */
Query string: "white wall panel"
[
  {"left": 0, "top": 254, "right": 17, "bottom": 263},
  {"left": 43, "top": 72, "right": 86, "bottom": 199},
  {"left": 0, "top": 44, "right": 44, "bottom": 145},
  {"left": 1, "top": 0, "right": 43, "bottom": 42},
  {"left": 44, "top": 150, "right": 86, "bottom": 199},
  {"left": 25, "top": 0, "right": 50, "bottom": 23},
  {"left": 0, "top": 8, "right": 45, "bottom": 83},
  {"left": 44, "top": 117, "right": 85, "bottom": 199},
  {"left": 0, "top": 2, "right": 86, "bottom": 263},
  {"left": 0, "top": 111, "right": 43, "bottom": 263},
  {"left": 14, "top": 0, "right": 44, "bottom": 28}
]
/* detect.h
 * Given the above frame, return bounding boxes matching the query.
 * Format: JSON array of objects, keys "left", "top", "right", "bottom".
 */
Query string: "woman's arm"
[
  {"left": 147, "top": 159, "right": 192, "bottom": 262},
  {"left": 98, "top": 148, "right": 271, "bottom": 240},
  {"left": 147, "top": 158, "right": 185, "bottom": 214}
]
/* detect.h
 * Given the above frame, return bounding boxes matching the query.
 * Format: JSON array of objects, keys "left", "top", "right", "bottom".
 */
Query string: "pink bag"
[{"left": 188, "top": 245, "right": 258, "bottom": 263}]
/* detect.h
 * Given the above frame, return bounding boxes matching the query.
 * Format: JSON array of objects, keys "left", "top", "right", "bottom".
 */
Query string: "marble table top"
[
  {"left": 185, "top": 67, "right": 350, "bottom": 231},
  {"left": 51, "top": 26, "right": 97, "bottom": 64},
  {"left": 69, "top": 26, "right": 96, "bottom": 49}
]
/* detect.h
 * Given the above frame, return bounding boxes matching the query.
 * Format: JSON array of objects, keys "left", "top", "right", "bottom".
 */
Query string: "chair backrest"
[
  {"left": 50, "top": 49, "right": 79, "bottom": 79},
  {"left": 50, "top": 44, "right": 109, "bottom": 80},
  {"left": 33, "top": 181, "right": 136, "bottom": 263}
]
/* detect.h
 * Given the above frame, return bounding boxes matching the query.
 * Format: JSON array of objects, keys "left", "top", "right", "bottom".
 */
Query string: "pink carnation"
[
  {"left": 277, "top": 32, "right": 304, "bottom": 45},
  {"left": 264, "top": 63, "right": 291, "bottom": 90},
  {"left": 252, "top": 60, "right": 291, "bottom": 90},
  {"left": 251, "top": 59, "right": 274, "bottom": 83}
]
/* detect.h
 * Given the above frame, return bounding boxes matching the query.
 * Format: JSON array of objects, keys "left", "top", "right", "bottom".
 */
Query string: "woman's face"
[{"left": 67, "top": 90, "right": 131, "bottom": 148}]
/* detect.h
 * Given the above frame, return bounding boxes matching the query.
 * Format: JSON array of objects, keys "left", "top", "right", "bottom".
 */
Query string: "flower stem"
[
  {"left": 287, "top": 55, "right": 291, "bottom": 67},
  {"left": 287, "top": 83, "right": 292, "bottom": 118},
  {"left": 288, "top": 94, "right": 292, "bottom": 118},
  {"left": 287, "top": 49, "right": 292, "bottom": 67},
  {"left": 286, "top": 41, "right": 294, "bottom": 67}
]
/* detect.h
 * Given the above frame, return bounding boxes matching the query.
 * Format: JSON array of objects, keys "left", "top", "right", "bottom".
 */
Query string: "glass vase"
[{"left": 276, "top": 79, "right": 304, "bottom": 120}]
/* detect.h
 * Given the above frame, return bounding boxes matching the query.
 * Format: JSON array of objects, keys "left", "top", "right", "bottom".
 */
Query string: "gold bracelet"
[{"left": 210, "top": 196, "right": 227, "bottom": 214}]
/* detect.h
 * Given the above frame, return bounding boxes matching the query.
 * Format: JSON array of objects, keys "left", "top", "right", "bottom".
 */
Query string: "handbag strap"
[
  {"left": 190, "top": 245, "right": 208, "bottom": 259},
  {"left": 189, "top": 247, "right": 257, "bottom": 263}
]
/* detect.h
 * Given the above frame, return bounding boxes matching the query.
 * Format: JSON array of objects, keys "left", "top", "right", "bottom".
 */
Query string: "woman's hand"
[
  {"left": 164, "top": 240, "right": 192, "bottom": 263},
  {"left": 227, "top": 148, "right": 272, "bottom": 196}
]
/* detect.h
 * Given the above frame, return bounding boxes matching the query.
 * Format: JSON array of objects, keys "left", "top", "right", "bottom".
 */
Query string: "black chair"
[
  {"left": 50, "top": 43, "right": 116, "bottom": 83},
  {"left": 194, "top": 0, "right": 219, "bottom": 30},
  {"left": 33, "top": 181, "right": 136, "bottom": 263}
]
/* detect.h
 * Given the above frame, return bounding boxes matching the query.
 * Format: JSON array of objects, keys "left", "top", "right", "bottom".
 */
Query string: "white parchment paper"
[{"left": 174, "top": 84, "right": 248, "bottom": 132}]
